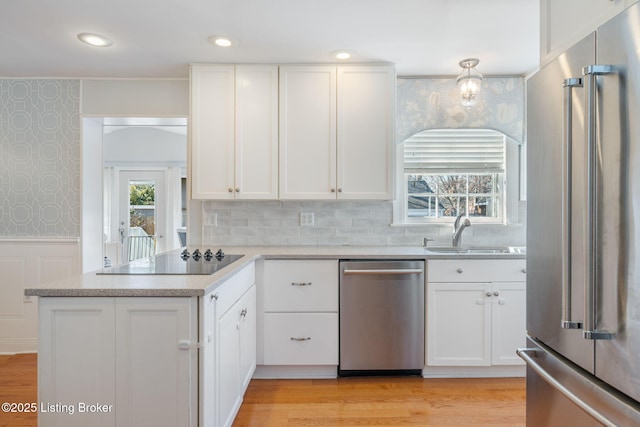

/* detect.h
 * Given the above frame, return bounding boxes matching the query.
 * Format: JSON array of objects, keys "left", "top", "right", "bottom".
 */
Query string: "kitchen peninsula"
[{"left": 26, "top": 246, "right": 525, "bottom": 427}]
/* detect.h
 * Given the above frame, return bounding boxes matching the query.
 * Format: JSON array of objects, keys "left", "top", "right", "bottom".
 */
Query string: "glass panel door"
[{"left": 119, "top": 171, "right": 166, "bottom": 262}]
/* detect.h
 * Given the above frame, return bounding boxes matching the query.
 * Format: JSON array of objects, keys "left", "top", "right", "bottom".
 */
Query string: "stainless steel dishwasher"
[{"left": 339, "top": 260, "right": 425, "bottom": 376}]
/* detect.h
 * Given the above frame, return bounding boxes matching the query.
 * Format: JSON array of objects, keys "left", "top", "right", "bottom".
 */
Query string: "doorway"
[
  {"left": 118, "top": 170, "right": 166, "bottom": 263},
  {"left": 82, "top": 117, "right": 187, "bottom": 272}
]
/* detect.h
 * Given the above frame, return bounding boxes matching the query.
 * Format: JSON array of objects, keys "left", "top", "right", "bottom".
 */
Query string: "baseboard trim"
[
  {"left": 0, "top": 338, "right": 38, "bottom": 354},
  {"left": 422, "top": 365, "right": 525, "bottom": 378},
  {"left": 253, "top": 365, "right": 338, "bottom": 379}
]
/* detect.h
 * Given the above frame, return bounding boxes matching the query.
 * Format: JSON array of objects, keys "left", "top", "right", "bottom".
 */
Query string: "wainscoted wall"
[
  {"left": 201, "top": 76, "right": 526, "bottom": 248},
  {"left": 0, "top": 239, "right": 80, "bottom": 353}
]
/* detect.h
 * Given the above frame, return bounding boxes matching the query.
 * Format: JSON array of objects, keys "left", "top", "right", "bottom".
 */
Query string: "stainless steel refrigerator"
[{"left": 521, "top": 3, "right": 640, "bottom": 425}]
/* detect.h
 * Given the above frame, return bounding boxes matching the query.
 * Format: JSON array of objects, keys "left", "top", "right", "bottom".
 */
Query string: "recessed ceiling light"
[
  {"left": 77, "top": 32, "right": 113, "bottom": 47},
  {"left": 208, "top": 35, "right": 234, "bottom": 47},
  {"left": 333, "top": 50, "right": 353, "bottom": 60}
]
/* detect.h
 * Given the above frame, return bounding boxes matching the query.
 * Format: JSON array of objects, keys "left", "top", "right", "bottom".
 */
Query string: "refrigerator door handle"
[
  {"left": 517, "top": 348, "right": 617, "bottom": 427},
  {"left": 561, "top": 78, "right": 583, "bottom": 330},
  {"left": 582, "top": 64, "right": 615, "bottom": 341}
]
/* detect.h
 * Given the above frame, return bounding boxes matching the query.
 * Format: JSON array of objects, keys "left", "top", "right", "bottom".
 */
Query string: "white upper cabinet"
[
  {"left": 235, "top": 66, "right": 279, "bottom": 199},
  {"left": 540, "top": 0, "right": 637, "bottom": 66},
  {"left": 190, "top": 65, "right": 279, "bottom": 200},
  {"left": 191, "top": 65, "right": 235, "bottom": 199},
  {"left": 279, "top": 65, "right": 338, "bottom": 199},
  {"left": 192, "top": 63, "right": 395, "bottom": 201},
  {"left": 279, "top": 64, "right": 395, "bottom": 200},
  {"left": 337, "top": 65, "right": 394, "bottom": 199}
]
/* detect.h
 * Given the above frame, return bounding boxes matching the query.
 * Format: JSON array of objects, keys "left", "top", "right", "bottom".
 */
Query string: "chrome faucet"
[{"left": 452, "top": 213, "right": 471, "bottom": 247}]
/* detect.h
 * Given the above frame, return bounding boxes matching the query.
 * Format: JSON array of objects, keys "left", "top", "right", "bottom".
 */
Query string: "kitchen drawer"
[
  {"left": 263, "top": 260, "right": 338, "bottom": 312},
  {"left": 428, "top": 259, "right": 526, "bottom": 283},
  {"left": 215, "top": 262, "right": 256, "bottom": 315},
  {"left": 263, "top": 313, "right": 338, "bottom": 365}
]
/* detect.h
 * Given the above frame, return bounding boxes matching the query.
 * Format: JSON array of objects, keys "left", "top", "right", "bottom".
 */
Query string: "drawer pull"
[
  {"left": 290, "top": 337, "right": 312, "bottom": 341},
  {"left": 291, "top": 282, "right": 312, "bottom": 286},
  {"left": 457, "top": 268, "right": 464, "bottom": 274},
  {"left": 521, "top": 268, "right": 527, "bottom": 274}
]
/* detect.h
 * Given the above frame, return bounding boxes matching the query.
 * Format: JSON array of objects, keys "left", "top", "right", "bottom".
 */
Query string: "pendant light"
[{"left": 457, "top": 58, "right": 483, "bottom": 107}]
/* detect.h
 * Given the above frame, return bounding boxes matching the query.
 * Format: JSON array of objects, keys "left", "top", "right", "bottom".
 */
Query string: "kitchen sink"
[{"left": 426, "top": 246, "right": 517, "bottom": 254}]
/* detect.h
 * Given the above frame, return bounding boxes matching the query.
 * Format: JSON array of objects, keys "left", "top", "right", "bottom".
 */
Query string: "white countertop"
[{"left": 25, "top": 246, "right": 525, "bottom": 298}]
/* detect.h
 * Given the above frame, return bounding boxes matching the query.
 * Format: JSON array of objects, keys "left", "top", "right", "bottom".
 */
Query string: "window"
[{"left": 399, "top": 129, "right": 507, "bottom": 224}]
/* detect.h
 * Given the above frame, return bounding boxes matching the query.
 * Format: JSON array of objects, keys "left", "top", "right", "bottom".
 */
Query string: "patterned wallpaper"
[
  {"left": 0, "top": 80, "right": 81, "bottom": 237},
  {"left": 396, "top": 77, "right": 524, "bottom": 144}
]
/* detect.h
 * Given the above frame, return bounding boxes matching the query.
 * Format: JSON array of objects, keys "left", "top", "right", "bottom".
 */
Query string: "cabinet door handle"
[
  {"left": 486, "top": 292, "right": 492, "bottom": 297},
  {"left": 521, "top": 268, "right": 527, "bottom": 274},
  {"left": 235, "top": 188, "right": 240, "bottom": 192},
  {"left": 228, "top": 188, "right": 234, "bottom": 193},
  {"left": 240, "top": 308, "right": 248, "bottom": 317},
  {"left": 456, "top": 268, "right": 464, "bottom": 274},
  {"left": 330, "top": 188, "right": 336, "bottom": 193},
  {"left": 178, "top": 340, "right": 200, "bottom": 350},
  {"left": 290, "top": 337, "right": 311, "bottom": 341},
  {"left": 291, "top": 282, "right": 312, "bottom": 286},
  {"left": 210, "top": 293, "right": 219, "bottom": 301},
  {"left": 493, "top": 291, "right": 500, "bottom": 297}
]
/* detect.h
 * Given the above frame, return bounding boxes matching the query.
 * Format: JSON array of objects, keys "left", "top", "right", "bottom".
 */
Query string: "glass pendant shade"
[{"left": 457, "top": 58, "right": 483, "bottom": 107}]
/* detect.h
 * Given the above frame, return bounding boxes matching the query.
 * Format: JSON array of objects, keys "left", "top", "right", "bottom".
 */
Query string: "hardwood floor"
[
  {"left": 0, "top": 354, "right": 37, "bottom": 427},
  {"left": 233, "top": 377, "right": 525, "bottom": 427},
  {"left": 0, "top": 354, "right": 525, "bottom": 427}
]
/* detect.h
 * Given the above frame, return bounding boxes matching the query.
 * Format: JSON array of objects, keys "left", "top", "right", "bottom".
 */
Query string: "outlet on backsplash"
[
  {"left": 204, "top": 213, "right": 218, "bottom": 227},
  {"left": 300, "top": 212, "right": 314, "bottom": 226}
]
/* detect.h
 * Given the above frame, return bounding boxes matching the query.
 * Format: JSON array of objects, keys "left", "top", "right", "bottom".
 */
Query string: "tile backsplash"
[{"left": 201, "top": 200, "right": 526, "bottom": 247}]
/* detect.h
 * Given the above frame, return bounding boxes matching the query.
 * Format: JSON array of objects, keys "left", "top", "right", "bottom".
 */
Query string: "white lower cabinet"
[
  {"left": 259, "top": 260, "right": 339, "bottom": 372},
  {"left": 263, "top": 313, "right": 338, "bottom": 365},
  {"left": 38, "top": 262, "right": 256, "bottom": 427},
  {"left": 426, "top": 260, "right": 526, "bottom": 369},
  {"left": 201, "top": 262, "right": 256, "bottom": 427},
  {"left": 115, "top": 299, "right": 196, "bottom": 427},
  {"left": 38, "top": 297, "right": 197, "bottom": 427},
  {"left": 216, "top": 284, "right": 256, "bottom": 427}
]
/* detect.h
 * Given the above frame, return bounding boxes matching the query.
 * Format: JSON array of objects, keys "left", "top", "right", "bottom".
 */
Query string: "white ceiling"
[{"left": 1, "top": 0, "right": 539, "bottom": 78}]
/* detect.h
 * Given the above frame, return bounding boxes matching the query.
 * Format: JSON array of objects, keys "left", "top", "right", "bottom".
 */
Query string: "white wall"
[
  {"left": 103, "top": 126, "right": 186, "bottom": 167},
  {"left": 81, "top": 79, "right": 189, "bottom": 117}
]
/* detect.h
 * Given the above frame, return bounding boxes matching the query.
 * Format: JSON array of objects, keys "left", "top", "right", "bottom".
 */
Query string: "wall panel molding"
[{"left": 0, "top": 239, "right": 80, "bottom": 354}]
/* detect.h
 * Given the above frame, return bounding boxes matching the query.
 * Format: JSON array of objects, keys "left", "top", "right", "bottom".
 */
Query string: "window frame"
[
  {"left": 394, "top": 128, "right": 517, "bottom": 226},
  {"left": 403, "top": 172, "right": 505, "bottom": 224}
]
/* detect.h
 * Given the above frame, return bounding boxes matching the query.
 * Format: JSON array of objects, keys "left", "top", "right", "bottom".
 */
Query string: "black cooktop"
[{"left": 97, "top": 250, "right": 243, "bottom": 275}]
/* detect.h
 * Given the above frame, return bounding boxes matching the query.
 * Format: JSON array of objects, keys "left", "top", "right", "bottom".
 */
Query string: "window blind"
[{"left": 403, "top": 129, "right": 506, "bottom": 174}]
